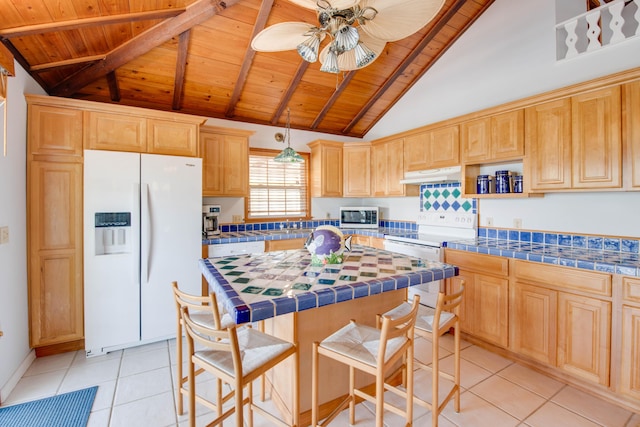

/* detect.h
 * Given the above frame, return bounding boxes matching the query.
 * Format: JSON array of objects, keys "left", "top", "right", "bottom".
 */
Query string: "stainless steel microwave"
[{"left": 339, "top": 207, "right": 379, "bottom": 229}]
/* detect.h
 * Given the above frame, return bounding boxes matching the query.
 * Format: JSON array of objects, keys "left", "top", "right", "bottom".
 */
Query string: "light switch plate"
[
  {"left": 0, "top": 226, "right": 8, "bottom": 244},
  {"left": 232, "top": 215, "right": 243, "bottom": 223}
]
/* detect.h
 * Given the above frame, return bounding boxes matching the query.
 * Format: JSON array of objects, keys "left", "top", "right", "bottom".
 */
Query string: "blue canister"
[
  {"left": 513, "top": 175, "right": 523, "bottom": 193},
  {"left": 495, "top": 170, "right": 511, "bottom": 193},
  {"left": 477, "top": 175, "right": 491, "bottom": 194}
]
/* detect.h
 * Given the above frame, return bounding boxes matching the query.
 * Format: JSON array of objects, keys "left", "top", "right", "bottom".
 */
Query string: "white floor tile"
[
  {"left": 110, "top": 391, "right": 177, "bottom": 427},
  {"left": 24, "top": 351, "right": 75, "bottom": 377},
  {"left": 470, "top": 375, "right": 546, "bottom": 421},
  {"left": 2, "top": 369, "right": 66, "bottom": 405},
  {"left": 60, "top": 358, "right": 121, "bottom": 391},
  {"left": 551, "top": 386, "right": 633, "bottom": 427},
  {"left": 460, "top": 345, "right": 513, "bottom": 373},
  {"left": 114, "top": 367, "right": 173, "bottom": 406},
  {"left": 120, "top": 347, "right": 170, "bottom": 377},
  {"left": 523, "top": 401, "right": 600, "bottom": 427},
  {"left": 441, "top": 390, "right": 520, "bottom": 427},
  {"left": 72, "top": 349, "right": 122, "bottom": 367},
  {"left": 86, "top": 408, "right": 111, "bottom": 427},
  {"left": 497, "top": 363, "right": 565, "bottom": 399}
]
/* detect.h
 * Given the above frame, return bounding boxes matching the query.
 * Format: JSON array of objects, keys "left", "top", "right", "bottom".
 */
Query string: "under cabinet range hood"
[{"left": 399, "top": 165, "right": 462, "bottom": 184}]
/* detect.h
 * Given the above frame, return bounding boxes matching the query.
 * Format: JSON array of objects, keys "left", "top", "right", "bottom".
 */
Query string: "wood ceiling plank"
[
  {"left": 270, "top": 59, "right": 308, "bottom": 124},
  {"left": 30, "top": 54, "right": 106, "bottom": 72},
  {"left": 50, "top": 0, "right": 241, "bottom": 97}
]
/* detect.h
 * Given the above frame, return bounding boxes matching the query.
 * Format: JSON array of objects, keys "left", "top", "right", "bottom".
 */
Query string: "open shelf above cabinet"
[{"left": 462, "top": 162, "right": 544, "bottom": 199}]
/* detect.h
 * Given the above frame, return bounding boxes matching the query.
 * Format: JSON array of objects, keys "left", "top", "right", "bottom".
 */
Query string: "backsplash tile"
[{"left": 419, "top": 182, "right": 477, "bottom": 214}]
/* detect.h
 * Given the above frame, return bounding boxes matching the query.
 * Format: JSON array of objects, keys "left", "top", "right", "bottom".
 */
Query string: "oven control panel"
[{"left": 417, "top": 212, "right": 476, "bottom": 228}]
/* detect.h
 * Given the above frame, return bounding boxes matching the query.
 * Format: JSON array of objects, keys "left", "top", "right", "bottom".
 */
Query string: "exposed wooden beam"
[
  {"left": 1, "top": 40, "right": 48, "bottom": 88},
  {"left": 343, "top": 0, "right": 471, "bottom": 135},
  {"left": 0, "top": 42, "right": 14, "bottom": 76},
  {"left": 311, "top": 71, "right": 356, "bottom": 129},
  {"left": 172, "top": 30, "right": 191, "bottom": 110},
  {"left": 106, "top": 71, "right": 120, "bottom": 102},
  {"left": 225, "top": 0, "right": 275, "bottom": 118},
  {"left": 270, "top": 60, "right": 309, "bottom": 125},
  {"left": 50, "top": 0, "right": 240, "bottom": 97},
  {"left": 0, "top": 8, "right": 186, "bottom": 39},
  {"left": 30, "top": 55, "right": 106, "bottom": 72}
]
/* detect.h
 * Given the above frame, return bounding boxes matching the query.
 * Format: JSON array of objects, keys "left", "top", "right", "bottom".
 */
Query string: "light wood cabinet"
[
  {"left": 623, "top": 80, "right": 640, "bottom": 189},
  {"left": 511, "top": 282, "right": 557, "bottom": 366},
  {"left": 557, "top": 292, "right": 611, "bottom": 386},
  {"left": 28, "top": 161, "right": 84, "bottom": 347},
  {"left": 308, "top": 140, "right": 343, "bottom": 197},
  {"left": 404, "top": 125, "right": 459, "bottom": 172},
  {"left": 266, "top": 238, "right": 306, "bottom": 252},
  {"left": 571, "top": 86, "right": 622, "bottom": 189},
  {"left": 86, "top": 111, "right": 147, "bottom": 152},
  {"left": 200, "top": 126, "right": 253, "bottom": 197},
  {"left": 620, "top": 304, "right": 640, "bottom": 399},
  {"left": 372, "top": 138, "right": 417, "bottom": 197},
  {"left": 461, "top": 109, "right": 524, "bottom": 163},
  {"left": 28, "top": 104, "right": 84, "bottom": 158},
  {"left": 512, "top": 260, "right": 611, "bottom": 386},
  {"left": 147, "top": 118, "right": 198, "bottom": 157},
  {"left": 445, "top": 250, "right": 509, "bottom": 348},
  {"left": 343, "top": 143, "right": 371, "bottom": 197},
  {"left": 528, "top": 87, "right": 622, "bottom": 191}
]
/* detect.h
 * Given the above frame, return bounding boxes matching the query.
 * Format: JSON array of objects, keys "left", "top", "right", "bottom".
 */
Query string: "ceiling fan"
[{"left": 251, "top": 0, "right": 446, "bottom": 73}]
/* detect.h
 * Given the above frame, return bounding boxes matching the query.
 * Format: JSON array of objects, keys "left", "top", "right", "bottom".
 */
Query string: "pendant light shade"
[{"left": 274, "top": 108, "right": 304, "bottom": 163}]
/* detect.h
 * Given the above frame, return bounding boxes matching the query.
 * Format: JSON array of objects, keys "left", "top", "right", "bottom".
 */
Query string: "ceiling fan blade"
[
  {"left": 319, "top": 32, "right": 386, "bottom": 71},
  {"left": 357, "top": 0, "right": 446, "bottom": 42},
  {"left": 287, "top": 0, "right": 361, "bottom": 10},
  {"left": 251, "top": 22, "right": 318, "bottom": 52}
]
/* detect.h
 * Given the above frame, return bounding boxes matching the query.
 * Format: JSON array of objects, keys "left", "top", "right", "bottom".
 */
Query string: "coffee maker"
[{"left": 202, "top": 204, "right": 221, "bottom": 237}]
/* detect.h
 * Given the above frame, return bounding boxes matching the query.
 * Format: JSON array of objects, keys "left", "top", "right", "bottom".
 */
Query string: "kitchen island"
[{"left": 199, "top": 245, "right": 458, "bottom": 426}]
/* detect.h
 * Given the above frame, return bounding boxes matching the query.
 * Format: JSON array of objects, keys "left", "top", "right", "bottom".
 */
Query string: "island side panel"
[{"left": 264, "top": 288, "right": 407, "bottom": 426}]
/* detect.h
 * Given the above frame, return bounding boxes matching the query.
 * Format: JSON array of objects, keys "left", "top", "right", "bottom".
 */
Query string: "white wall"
[
  {"left": 0, "top": 64, "right": 46, "bottom": 401},
  {"left": 365, "top": 0, "right": 640, "bottom": 237}
]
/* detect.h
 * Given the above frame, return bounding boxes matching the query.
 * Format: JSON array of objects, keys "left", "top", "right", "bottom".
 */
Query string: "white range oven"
[{"left": 384, "top": 211, "right": 477, "bottom": 307}]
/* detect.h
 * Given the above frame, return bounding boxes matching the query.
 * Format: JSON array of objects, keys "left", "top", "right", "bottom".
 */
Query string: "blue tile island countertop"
[{"left": 199, "top": 245, "right": 458, "bottom": 324}]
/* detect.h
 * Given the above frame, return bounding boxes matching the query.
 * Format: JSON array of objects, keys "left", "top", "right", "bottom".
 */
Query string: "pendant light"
[{"left": 274, "top": 108, "right": 304, "bottom": 163}]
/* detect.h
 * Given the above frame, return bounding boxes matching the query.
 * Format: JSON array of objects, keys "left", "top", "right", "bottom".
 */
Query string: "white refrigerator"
[{"left": 83, "top": 149, "right": 202, "bottom": 357}]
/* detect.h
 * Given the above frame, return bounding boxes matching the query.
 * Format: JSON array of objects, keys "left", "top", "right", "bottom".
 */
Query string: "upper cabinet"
[
  {"left": 308, "top": 140, "right": 343, "bottom": 197},
  {"left": 461, "top": 109, "right": 524, "bottom": 163},
  {"left": 623, "top": 80, "right": 640, "bottom": 189},
  {"left": 404, "top": 125, "right": 460, "bottom": 172},
  {"left": 200, "top": 126, "right": 254, "bottom": 197},
  {"left": 343, "top": 142, "right": 371, "bottom": 197},
  {"left": 147, "top": 119, "right": 199, "bottom": 157},
  {"left": 528, "top": 87, "right": 622, "bottom": 191},
  {"left": 86, "top": 111, "right": 147, "bottom": 153},
  {"left": 28, "top": 103, "right": 84, "bottom": 158},
  {"left": 372, "top": 138, "right": 418, "bottom": 197}
]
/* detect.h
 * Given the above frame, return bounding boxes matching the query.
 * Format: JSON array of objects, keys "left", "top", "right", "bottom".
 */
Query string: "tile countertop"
[
  {"left": 199, "top": 245, "right": 458, "bottom": 324},
  {"left": 202, "top": 227, "right": 418, "bottom": 245},
  {"left": 446, "top": 238, "right": 640, "bottom": 277}
]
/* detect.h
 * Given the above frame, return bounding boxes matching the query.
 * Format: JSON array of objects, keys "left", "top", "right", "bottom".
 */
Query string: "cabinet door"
[
  {"left": 511, "top": 282, "right": 557, "bottom": 365},
  {"left": 492, "top": 109, "right": 524, "bottom": 160},
  {"left": 461, "top": 117, "right": 491, "bottom": 163},
  {"left": 28, "top": 162, "right": 83, "bottom": 346},
  {"left": 571, "top": 86, "right": 622, "bottom": 188},
  {"left": 428, "top": 125, "right": 460, "bottom": 168},
  {"left": 29, "top": 104, "right": 83, "bottom": 157},
  {"left": 624, "top": 81, "right": 640, "bottom": 188},
  {"left": 620, "top": 305, "right": 640, "bottom": 400},
  {"left": 343, "top": 144, "right": 371, "bottom": 197},
  {"left": 371, "top": 142, "right": 387, "bottom": 196},
  {"left": 86, "top": 111, "right": 147, "bottom": 152},
  {"left": 201, "top": 132, "right": 224, "bottom": 195},
  {"left": 474, "top": 273, "right": 509, "bottom": 348},
  {"left": 448, "top": 272, "right": 473, "bottom": 334},
  {"left": 222, "top": 135, "right": 249, "bottom": 196},
  {"left": 557, "top": 293, "right": 611, "bottom": 386},
  {"left": 385, "top": 138, "right": 406, "bottom": 196},
  {"left": 147, "top": 119, "right": 198, "bottom": 157},
  {"left": 404, "top": 133, "right": 428, "bottom": 172},
  {"left": 321, "top": 144, "right": 343, "bottom": 197},
  {"left": 526, "top": 98, "right": 572, "bottom": 190}
]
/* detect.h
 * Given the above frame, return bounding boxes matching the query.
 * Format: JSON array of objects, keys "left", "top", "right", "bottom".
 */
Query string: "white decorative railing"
[{"left": 556, "top": 0, "right": 640, "bottom": 60}]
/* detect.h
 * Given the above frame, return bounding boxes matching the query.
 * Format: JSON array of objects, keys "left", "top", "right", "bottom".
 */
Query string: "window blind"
[{"left": 248, "top": 152, "right": 308, "bottom": 219}]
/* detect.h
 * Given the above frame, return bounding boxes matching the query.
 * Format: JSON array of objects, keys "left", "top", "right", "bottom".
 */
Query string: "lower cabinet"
[
  {"left": 265, "top": 238, "right": 306, "bottom": 252},
  {"left": 511, "top": 260, "right": 612, "bottom": 387},
  {"left": 445, "top": 250, "right": 509, "bottom": 348},
  {"left": 617, "top": 276, "right": 640, "bottom": 400}
]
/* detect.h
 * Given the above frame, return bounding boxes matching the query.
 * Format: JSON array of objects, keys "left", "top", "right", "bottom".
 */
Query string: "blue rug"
[{"left": 0, "top": 386, "right": 98, "bottom": 427}]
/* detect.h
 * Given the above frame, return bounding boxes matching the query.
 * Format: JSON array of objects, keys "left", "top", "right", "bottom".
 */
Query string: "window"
[{"left": 247, "top": 148, "right": 310, "bottom": 220}]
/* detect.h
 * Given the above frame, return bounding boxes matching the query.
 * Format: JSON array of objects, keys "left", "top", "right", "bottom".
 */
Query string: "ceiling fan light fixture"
[
  {"left": 297, "top": 34, "right": 321, "bottom": 62},
  {"left": 334, "top": 24, "right": 359, "bottom": 53},
  {"left": 320, "top": 48, "right": 340, "bottom": 73},
  {"left": 354, "top": 41, "right": 376, "bottom": 67}
]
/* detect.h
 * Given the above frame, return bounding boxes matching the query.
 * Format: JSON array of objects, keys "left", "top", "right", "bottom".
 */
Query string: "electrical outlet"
[
  {"left": 232, "top": 215, "right": 243, "bottom": 223},
  {"left": 485, "top": 217, "right": 494, "bottom": 227},
  {"left": 0, "top": 226, "right": 8, "bottom": 244},
  {"left": 513, "top": 218, "right": 522, "bottom": 229}
]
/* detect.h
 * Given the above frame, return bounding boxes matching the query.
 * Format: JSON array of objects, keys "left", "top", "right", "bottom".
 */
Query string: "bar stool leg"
[
  {"left": 432, "top": 330, "right": 440, "bottom": 427},
  {"left": 312, "top": 342, "right": 319, "bottom": 427},
  {"left": 454, "top": 320, "right": 461, "bottom": 412}
]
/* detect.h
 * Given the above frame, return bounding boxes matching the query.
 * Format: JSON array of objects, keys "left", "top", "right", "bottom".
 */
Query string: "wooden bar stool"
[
  {"left": 311, "top": 297, "right": 421, "bottom": 427},
  {"left": 382, "top": 283, "right": 465, "bottom": 427},
  {"left": 171, "top": 281, "right": 233, "bottom": 416},
  {"left": 182, "top": 306, "right": 299, "bottom": 427}
]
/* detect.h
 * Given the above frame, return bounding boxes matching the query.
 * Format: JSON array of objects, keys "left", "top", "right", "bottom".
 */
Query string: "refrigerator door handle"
[{"left": 142, "top": 182, "right": 151, "bottom": 284}]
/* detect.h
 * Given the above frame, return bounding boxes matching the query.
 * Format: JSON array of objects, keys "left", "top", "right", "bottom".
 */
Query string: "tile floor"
[{"left": 2, "top": 334, "right": 639, "bottom": 427}]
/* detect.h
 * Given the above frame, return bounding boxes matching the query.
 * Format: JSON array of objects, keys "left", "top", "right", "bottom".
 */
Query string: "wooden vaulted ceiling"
[{"left": 0, "top": 0, "right": 494, "bottom": 138}]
